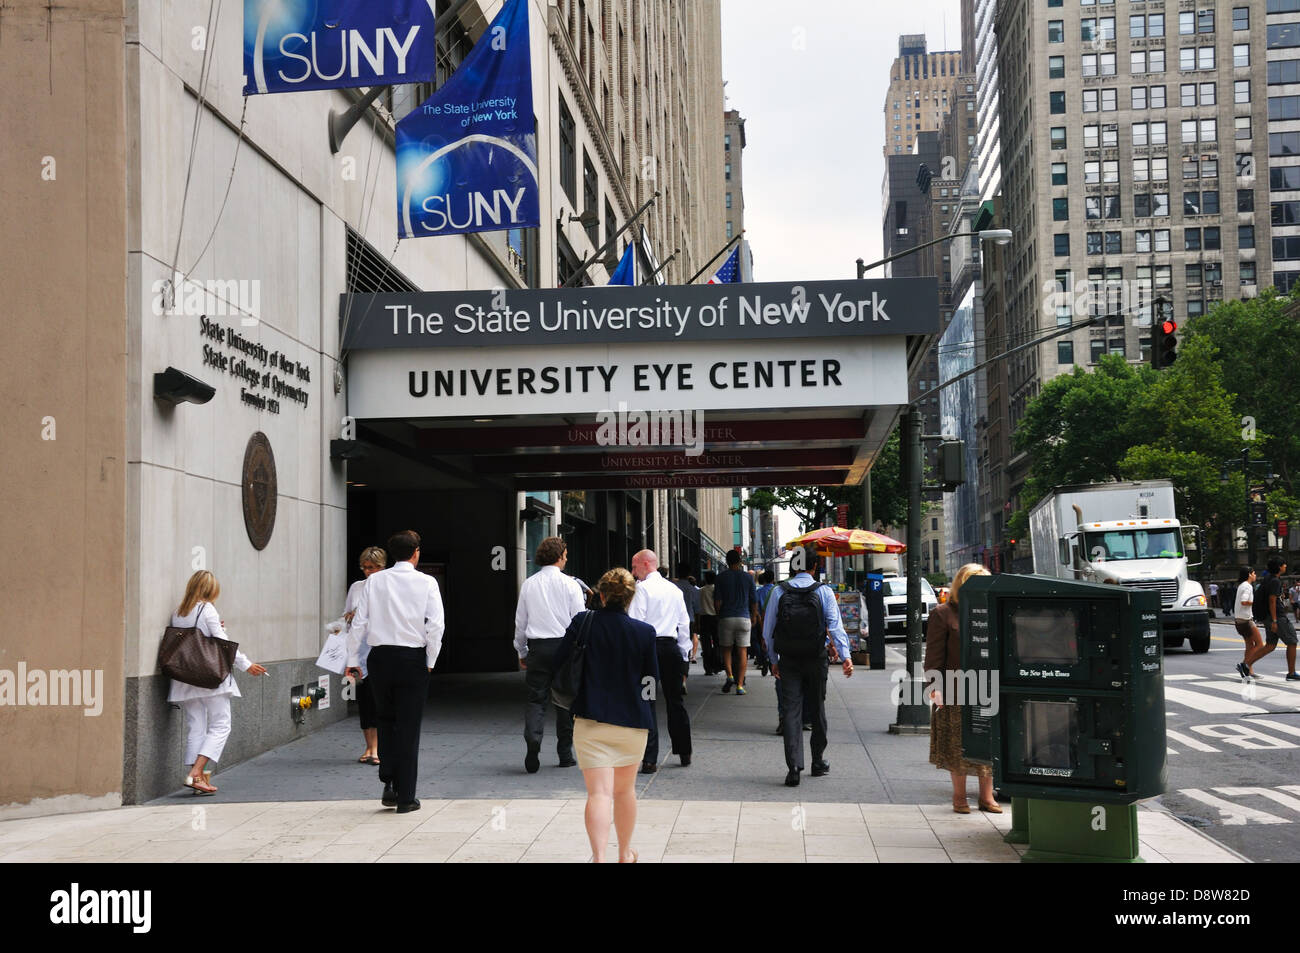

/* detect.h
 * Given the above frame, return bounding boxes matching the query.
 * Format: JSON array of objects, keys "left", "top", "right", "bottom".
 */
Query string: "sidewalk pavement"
[{"left": 0, "top": 649, "right": 1243, "bottom": 863}]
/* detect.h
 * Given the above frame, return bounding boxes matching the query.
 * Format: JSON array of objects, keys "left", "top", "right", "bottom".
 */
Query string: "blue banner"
[
  {"left": 244, "top": 0, "right": 437, "bottom": 96},
  {"left": 396, "top": 0, "right": 538, "bottom": 239},
  {"left": 607, "top": 245, "right": 636, "bottom": 285}
]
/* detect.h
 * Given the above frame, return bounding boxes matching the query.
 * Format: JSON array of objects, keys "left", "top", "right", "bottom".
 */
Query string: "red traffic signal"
[
  {"left": 1152, "top": 317, "right": 1179, "bottom": 369},
  {"left": 1161, "top": 318, "right": 1177, "bottom": 336}
]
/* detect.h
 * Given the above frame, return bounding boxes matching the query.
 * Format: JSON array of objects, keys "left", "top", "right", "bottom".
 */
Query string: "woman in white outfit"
[
  {"left": 344, "top": 547, "right": 387, "bottom": 765},
  {"left": 170, "top": 571, "right": 267, "bottom": 794}
]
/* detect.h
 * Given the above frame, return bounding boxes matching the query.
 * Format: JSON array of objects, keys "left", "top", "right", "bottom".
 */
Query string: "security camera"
[{"left": 153, "top": 367, "right": 215, "bottom": 405}]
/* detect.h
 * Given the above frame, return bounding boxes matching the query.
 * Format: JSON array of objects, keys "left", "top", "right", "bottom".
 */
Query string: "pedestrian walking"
[
  {"left": 1291, "top": 579, "right": 1300, "bottom": 623},
  {"left": 698, "top": 571, "right": 719, "bottom": 675},
  {"left": 1208, "top": 581, "right": 1219, "bottom": 613},
  {"left": 346, "top": 530, "right": 444, "bottom": 814},
  {"left": 761, "top": 544, "right": 854, "bottom": 787},
  {"left": 714, "top": 549, "right": 758, "bottom": 695},
  {"left": 925, "top": 563, "right": 998, "bottom": 814},
  {"left": 553, "top": 568, "right": 659, "bottom": 863},
  {"left": 1234, "top": 567, "right": 1263, "bottom": 678},
  {"left": 671, "top": 563, "right": 702, "bottom": 667},
  {"left": 628, "top": 549, "right": 693, "bottom": 772},
  {"left": 515, "top": 536, "right": 586, "bottom": 773},
  {"left": 1243, "top": 557, "right": 1300, "bottom": 681},
  {"left": 344, "top": 546, "right": 386, "bottom": 766},
  {"left": 754, "top": 570, "right": 776, "bottom": 676},
  {"left": 169, "top": 571, "right": 268, "bottom": 795}
]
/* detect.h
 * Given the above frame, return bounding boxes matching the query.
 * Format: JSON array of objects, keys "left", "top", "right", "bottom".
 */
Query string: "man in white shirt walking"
[
  {"left": 629, "top": 549, "right": 693, "bottom": 772},
  {"left": 515, "top": 536, "right": 586, "bottom": 773},
  {"left": 347, "top": 530, "right": 444, "bottom": 814}
]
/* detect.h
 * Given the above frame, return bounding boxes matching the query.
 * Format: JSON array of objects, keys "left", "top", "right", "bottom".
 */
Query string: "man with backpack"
[{"left": 761, "top": 544, "right": 854, "bottom": 787}]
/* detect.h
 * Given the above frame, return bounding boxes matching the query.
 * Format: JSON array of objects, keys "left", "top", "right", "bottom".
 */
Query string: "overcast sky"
[{"left": 721, "top": 0, "right": 963, "bottom": 282}]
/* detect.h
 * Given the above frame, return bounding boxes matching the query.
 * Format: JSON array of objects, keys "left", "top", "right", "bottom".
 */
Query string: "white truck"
[{"left": 1028, "top": 480, "right": 1211, "bottom": 653}]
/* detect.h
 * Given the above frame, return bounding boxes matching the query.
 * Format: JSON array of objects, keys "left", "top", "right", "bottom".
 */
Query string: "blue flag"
[
  {"left": 244, "top": 0, "right": 437, "bottom": 96},
  {"left": 706, "top": 246, "right": 740, "bottom": 284},
  {"left": 396, "top": 0, "right": 538, "bottom": 239},
  {"left": 607, "top": 245, "right": 637, "bottom": 286}
]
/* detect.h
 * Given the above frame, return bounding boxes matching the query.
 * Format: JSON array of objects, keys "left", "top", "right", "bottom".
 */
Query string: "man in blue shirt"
[
  {"left": 713, "top": 549, "right": 758, "bottom": 694},
  {"left": 762, "top": 544, "right": 854, "bottom": 787}
]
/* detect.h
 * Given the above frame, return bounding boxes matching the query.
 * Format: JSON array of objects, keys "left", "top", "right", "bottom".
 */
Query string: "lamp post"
[
  {"left": 853, "top": 228, "right": 1012, "bottom": 733},
  {"left": 1221, "top": 451, "right": 1275, "bottom": 567}
]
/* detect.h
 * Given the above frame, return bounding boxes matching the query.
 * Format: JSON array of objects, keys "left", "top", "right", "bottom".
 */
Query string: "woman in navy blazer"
[{"left": 554, "top": 567, "right": 659, "bottom": 863}]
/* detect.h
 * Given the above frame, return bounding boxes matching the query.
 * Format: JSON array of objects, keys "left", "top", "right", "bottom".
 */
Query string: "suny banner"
[
  {"left": 395, "top": 0, "right": 538, "bottom": 239},
  {"left": 243, "top": 0, "right": 437, "bottom": 96}
]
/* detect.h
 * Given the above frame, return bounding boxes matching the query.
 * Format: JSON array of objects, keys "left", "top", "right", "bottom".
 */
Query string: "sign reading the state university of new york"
[{"left": 341, "top": 278, "right": 938, "bottom": 350}]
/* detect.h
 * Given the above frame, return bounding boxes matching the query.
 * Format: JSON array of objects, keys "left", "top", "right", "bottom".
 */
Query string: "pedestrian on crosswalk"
[
  {"left": 1234, "top": 567, "right": 1263, "bottom": 679},
  {"left": 1243, "top": 558, "right": 1300, "bottom": 681}
]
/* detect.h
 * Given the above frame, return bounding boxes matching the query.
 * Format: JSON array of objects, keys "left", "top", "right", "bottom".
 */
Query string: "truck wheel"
[{"left": 1190, "top": 634, "right": 1211, "bottom": 654}]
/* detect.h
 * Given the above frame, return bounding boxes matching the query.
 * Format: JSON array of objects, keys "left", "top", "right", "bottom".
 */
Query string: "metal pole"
[
  {"left": 863, "top": 472, "right": 873, "bottom": 531},
  {"left": 858, "top": 231, "right": 980, "bottom": 277},
  {"left": 561, "top": 191, "right": 660, "bottom": 288},
  {"left": 891, "top": 409, "right": 930, "bottom": 733},
  {"left": 1245, "top": 448, "right": 1255, "bottom": 568}
]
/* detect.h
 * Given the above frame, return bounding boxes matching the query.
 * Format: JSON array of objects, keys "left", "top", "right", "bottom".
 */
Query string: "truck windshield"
[{"left": 1083, "top": 529, "right": 1183, "bottom": 561}]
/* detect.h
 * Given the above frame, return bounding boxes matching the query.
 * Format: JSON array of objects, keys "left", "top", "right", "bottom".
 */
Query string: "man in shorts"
[
  {"left": 713, "top": 550, "right": 757, "bottom": 694},
  {"left": 1245, "top": 558, "right": 1300, "bottom": 681}
]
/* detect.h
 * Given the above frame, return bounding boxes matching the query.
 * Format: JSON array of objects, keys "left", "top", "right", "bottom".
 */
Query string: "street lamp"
[
  {"left": 856, "top": 229, "right": 1013, "bottom": 279},
  {"left": 854, "top": 226, "right": 1014, "bottom": 733}
]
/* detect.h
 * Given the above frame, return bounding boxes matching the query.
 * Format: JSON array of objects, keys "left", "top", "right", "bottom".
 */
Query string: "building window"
[
  {"left": 1133, "top": 122, "right": 1148, "bottom": 146},
  {"left": 1179, "top": 11, "right": 1195, "bottom": 35},
  {"left": 1086, "top": 196, "right": 1102, "bottom": 219},
  {"left": 1269, "top": 24, "right": 1300, "bottom": 48},
  {"left": 1052, "top": 161, "right": 1068, "bottom": 185},
  {"left": 1270, "top": 60, "right": 1300, "bottom": 85},
  {"left": 1051, "top": 126, "right": 1067, "bottom": 149},
  {"left": 1233, "top": 7, "right": 1249, "bottom": 31},
  {"left": 1239, "top": 189, "right": 1255, "bottom": 212},
  {"left": 1050, "top": 55, "right": 1065, "bottom": 78},
  {"left": 1105, "top": 231, "right": 1122, "bottom": 254},
  {"left": 1242, "top": 261, "right": 1256, "bottom": 284},
  {"left": 1080, "top": 18, "right": 1094, "bottom": 42},
  {"left": 1204, "top": 227, "right": 1222, "bottom": 251},
  {"left": 726, "top": 221, "right": 734, "bottom": 239},
  {"left": 725, "top": 192, "right": 732, "bottom": 209},
  {"left": 1271, "top": 132, "right": 1300, "bottom": 156},
  {"left": 1130, "top": 14, "right": 1145, "bottom": 38},
  {"left": 1054, "top": 197, "right": 1070, "bottom": 220},
  {"left": 1085, "top": 124, "right": 1100, "bottom": 148},
  {"left": 1085, "top": 160, "right": 1100, "bottom": 184},
  {"left": 1198, "top": 9, "right": 1215, "bottom": 33},
  {"left": 1083, "top": 90, "right": 1098, "bottom": 113},
  {"left": 1054, "top": 233, "right": 1070, "bottom": 256},
  {"left": 1185, "top": 227, "right": 1202, "bottom": 251},
  {"left": 1274, "top": 200, "right": 1300, "bottom": 225},
  {"left": 1236, "top": 81, "right": 1251, "bottom": 104},
  {"left": 1048, "top": 20, "right": 1064, "bottom": 43},
  {"left": 1087, "top": 231, "right": 1103, "bottom": 254},
  {"left": 1058, "top": 341, "right": 1075, "bottom": 365},
  {"left": 1234, "top": 44, "right": 1250, "bottom": 67},
  {"left": 558, "top": 97, "right": 577, "bottom": 205},
  {"left": 582, "top": 150, "right": 599, "bottom": 242},
  {"left": 1052, "top": 90, "right": 1067, "bottom": 113},
  {"left": 1132, "top": 87, "right": 1147, "bottom": 110},
  {"left": 1236, "top": 116, "right": 1252, "bottom": 141},
  {"left": 1270, "top": 96, "right": 1300, "bottom": 121},
  {"left": 725, "top": 162, "right": 732, "bottom": 180}
]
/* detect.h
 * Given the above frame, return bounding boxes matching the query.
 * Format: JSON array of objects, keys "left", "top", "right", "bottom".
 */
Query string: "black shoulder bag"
[{"left": 552, "top": 610, "right": 595, "bottom": 711}]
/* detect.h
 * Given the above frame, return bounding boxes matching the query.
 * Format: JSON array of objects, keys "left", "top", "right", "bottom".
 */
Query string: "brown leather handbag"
[{"left": 159, "top": 602, "right": 239, "bottom": 689}]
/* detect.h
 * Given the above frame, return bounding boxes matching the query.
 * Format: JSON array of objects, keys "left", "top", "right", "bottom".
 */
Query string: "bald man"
[{"left": 628, "top": 549, "right": 693, "bottom": 772}]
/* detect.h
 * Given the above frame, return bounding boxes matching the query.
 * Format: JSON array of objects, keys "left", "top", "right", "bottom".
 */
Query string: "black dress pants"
[
  {"left": 645, "top": 638, "right": 692, "bottom": 763},
  {"left": 778, "top": 656, "right": 829, "bottom": 772},
  {"left": 524, "top": 638, "right": 574, "bottom": 759},
  {"left": 367, "top": 645, "right": 429, "bottom": 804},
  {"left": 699, "top": 615, "right": 720, "bottom": 674}
]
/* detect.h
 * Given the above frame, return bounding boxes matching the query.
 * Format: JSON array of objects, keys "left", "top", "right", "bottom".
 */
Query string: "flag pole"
[
  {"left": 687, "top": 231, "right": 744, "bottom": 284},
  {"left": 561, "top": 191, "right": 660, "bottom": 288}
]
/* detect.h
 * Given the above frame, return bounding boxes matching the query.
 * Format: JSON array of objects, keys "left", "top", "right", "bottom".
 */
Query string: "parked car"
[{"left": 881, "top": 573, "right": 938, "bottom": 639}]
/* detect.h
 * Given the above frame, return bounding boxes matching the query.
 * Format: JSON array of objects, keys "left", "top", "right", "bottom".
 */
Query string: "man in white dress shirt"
[
  {"left": 346, "top": 530, "right": 444, "bottom": 814},
  {"left": 629, "top": 549, "right": 693, "bottom": 772},
  {"left": 515, "top": 536, "right": 586, "bottom": 773}
]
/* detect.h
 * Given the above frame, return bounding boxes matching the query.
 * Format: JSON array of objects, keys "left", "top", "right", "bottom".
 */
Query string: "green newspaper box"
[{"left": 960, "top": 574, "right": 1165, "bottom": 804}]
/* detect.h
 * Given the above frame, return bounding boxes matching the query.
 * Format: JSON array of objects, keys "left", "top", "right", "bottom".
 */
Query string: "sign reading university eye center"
[
  {"left": 341, "top": 278, "right": 938, "bottom": 349},
  {"left": 243, "top": 0, "right": 438, "bottom": 96},
  {"left": 343, "top": 278, "right": 938, "bottom": 420}
]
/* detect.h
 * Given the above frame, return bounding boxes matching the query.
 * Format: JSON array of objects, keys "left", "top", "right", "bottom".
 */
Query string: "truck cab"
[{"left": 1066, "top": 518, "right": 1210, "bottom": 652}]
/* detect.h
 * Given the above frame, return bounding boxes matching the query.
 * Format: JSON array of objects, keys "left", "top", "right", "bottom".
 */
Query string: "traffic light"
[
  {"left": 938, "top": 440, "right": 966, "bottom": 490},
  {"left": 1149, "top": 298, "right": 1178, "bottom": 370}
]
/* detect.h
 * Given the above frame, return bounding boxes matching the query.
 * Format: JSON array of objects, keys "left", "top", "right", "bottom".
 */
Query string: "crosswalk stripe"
[
  {"left": 1181, "top": 679, "right": 1300, "bottom": 708},
  {"left": 1178, "top": 788, "right": 1289, "bottom": 825},
  {"left": 1163, "top": 673, "right": 1209, "bottom": 681},
  {"left": 1164, "top": 728, "right": 1220, "bottom": 752},
  {"left": 1163, "top": 685, "right": 1268, "bottom": 714},
  {"left": 1213, "top": 787, "right": 1300, "bottom": 814},
  {"left": 1246, "top": 718, "right": 1300, "bottom": 739}
]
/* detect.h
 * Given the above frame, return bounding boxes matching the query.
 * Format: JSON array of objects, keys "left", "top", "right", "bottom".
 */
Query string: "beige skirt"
[
  {"left": 573, "top": 717, "right": 648, "bottom": 769},
  {"left": 929, "top": 705, "right": 991, "bottom": 778}
]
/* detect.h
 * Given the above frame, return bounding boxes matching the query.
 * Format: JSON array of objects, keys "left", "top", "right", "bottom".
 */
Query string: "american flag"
[{"left": 706, "top": 247, "right": 740, "bottom": 284}]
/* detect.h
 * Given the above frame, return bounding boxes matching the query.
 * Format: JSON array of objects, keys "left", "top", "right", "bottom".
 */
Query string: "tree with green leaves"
[{"left": 738, "top": 431, "right": 909, "bottom": 535}]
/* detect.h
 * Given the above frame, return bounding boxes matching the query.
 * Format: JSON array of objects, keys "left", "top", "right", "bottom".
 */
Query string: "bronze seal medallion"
[{"left": 242, "top": 432, "right": 277, "bottom": 550}]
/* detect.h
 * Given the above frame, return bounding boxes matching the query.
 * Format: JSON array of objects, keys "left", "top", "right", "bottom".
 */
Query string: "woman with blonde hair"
[
  {"left": 169, "top": 570, "right": 267, "bottom": 794},
  {"left": 553, "top": 567, "right": 659, "bottom": 863},
  {"left": 344, "top": 546, "right": 387, "bottom": 765},
  {"left": 924, "top": 562, "right": 996, "bottom": 814}
]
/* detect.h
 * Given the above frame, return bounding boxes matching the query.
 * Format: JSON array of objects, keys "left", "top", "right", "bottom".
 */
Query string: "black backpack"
[
  {"left": 1253, "top": 577, "right": 1271, "bottom": 622},
  {"left": 773, "top": 581, "right": 827, "bottom": 660}
]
